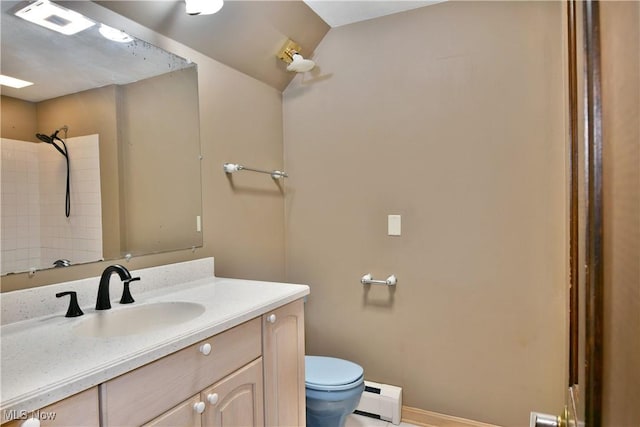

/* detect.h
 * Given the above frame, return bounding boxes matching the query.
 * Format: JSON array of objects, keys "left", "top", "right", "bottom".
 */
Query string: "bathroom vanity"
[{"left": 0, "top": 259, "right": 308, "bottom": 427}]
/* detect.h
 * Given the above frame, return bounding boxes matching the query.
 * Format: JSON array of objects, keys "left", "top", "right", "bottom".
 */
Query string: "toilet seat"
[{"left": 305, "top": 356, "right": 364, "bottom": 392}]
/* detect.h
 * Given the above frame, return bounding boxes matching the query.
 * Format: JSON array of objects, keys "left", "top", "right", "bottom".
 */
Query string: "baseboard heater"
[{"left": 354, "top": 381, "right": 402, "bottom": 425}]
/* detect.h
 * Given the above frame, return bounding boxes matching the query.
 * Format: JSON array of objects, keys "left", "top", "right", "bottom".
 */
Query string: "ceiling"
[
  {"left": 96, "top": 0, "right": 441, "bottom": 91},
  {"left": 96, "top": 0, "right": 331, "bottom": 92},
  {"left": 304, "top": 0, "right": 443, "bottom": 28}
]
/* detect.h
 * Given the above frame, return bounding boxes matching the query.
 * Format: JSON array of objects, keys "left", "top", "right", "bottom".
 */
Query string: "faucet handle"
[
  {"left": 56, "top": 291, "right": 84, "bottom": 317},
  {"left": 120, "top": 277, "right": 140, "bottom": 304}
]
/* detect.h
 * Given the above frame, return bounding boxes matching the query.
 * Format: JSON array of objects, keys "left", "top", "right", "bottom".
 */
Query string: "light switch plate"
[{"left": 388, "top": 215, "right": 401, "bottom": 236}]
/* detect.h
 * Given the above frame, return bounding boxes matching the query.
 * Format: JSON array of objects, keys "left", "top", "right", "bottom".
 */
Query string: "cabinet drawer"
[{"left": 102, "top": 318, "right": 262, "bottom": 426}]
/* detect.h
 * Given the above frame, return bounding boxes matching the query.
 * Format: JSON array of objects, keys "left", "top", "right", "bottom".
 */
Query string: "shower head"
[
  {"left": 35, "top": 127, "right": 68, "bottom": 158},
  {"left": 36, "top": 125, "right": 67, "bottom": 140},
  {"left": 36, "top": 133, "right": 53, "bottom": 144}
]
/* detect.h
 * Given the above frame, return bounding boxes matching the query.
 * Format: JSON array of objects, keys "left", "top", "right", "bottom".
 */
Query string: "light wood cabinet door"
[
  {"left": 263, "top": 299, "right": 306, "bottom": 427},
  {"left": 2, "top": 387, "right": 99, "bottom": 427},
  {"left": 201, "top": 358, "right": 264, "bottom": 427}
]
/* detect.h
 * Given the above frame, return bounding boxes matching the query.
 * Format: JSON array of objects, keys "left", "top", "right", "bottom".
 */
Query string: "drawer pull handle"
[
  {"left": 199, "top": 343, "right": 212, "bottom": 356},
  {"left": 194, "top": 401, "right": 206, "bottom": 414},
  {"left": 207, "top": 393, "right": 219, "bottom": 405},
  {"left": 267, "top": 314, "right": 277, "bottom": 324}
]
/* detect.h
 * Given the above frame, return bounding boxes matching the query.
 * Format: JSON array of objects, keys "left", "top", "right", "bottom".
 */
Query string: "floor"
[{"left": 345, "top": 414, "right": 419, "bottom": 427}]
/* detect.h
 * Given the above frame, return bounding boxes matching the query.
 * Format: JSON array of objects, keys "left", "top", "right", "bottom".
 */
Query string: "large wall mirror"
[{"left": 0, "top": 1, "right": 203, "bottom": 276}]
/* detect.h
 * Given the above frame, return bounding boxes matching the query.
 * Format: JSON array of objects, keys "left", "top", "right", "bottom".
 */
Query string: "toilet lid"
[{"left": 305, "top": 356, "right": 364, "bottom": 391}]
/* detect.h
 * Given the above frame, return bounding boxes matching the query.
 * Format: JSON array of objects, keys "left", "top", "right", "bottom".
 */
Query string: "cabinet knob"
[
  {"left": 207, "top": 393, "right": 219, "bottom": 405},
  {"left": 194, "top": 401, "right": 206, "bottom": 414},
  {"left": 21, "top": 419, "right": 40, "bottom": 427},
  {"left": 267, "top": 313, "right": 277, "bottom": 324},
  {"left": 199, "top": 343, "right": 212, "bottom": 356}
]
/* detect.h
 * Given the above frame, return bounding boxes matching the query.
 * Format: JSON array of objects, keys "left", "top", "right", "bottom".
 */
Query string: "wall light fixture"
[{"left": 277, "top": 39, "right": 316, "bottom": 73}]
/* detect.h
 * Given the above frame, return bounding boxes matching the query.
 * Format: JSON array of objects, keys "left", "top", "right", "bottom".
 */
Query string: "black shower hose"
[
  {"left": 57, "top": 137, "right": 71, "bottom": 218},
  {"left": 64, "top": 150, "right": 70, "bottom": 218}
]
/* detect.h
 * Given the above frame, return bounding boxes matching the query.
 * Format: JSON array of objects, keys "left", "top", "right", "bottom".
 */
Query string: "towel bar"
[{"left": 223, "top": 163, "right": 288, "bottom": 179}]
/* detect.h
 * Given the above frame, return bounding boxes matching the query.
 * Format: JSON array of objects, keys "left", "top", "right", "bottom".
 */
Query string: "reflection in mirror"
[{"left": 0, "top": 1, "right": 203, "bottom": 275}]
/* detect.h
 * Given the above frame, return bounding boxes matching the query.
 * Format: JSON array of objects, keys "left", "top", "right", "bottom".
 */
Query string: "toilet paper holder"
[{"left": 360, "top": 273, "right": 397, "bottom": 286}]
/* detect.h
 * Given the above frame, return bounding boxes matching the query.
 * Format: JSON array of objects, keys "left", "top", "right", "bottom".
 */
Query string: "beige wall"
[
  {"left": 283, "top": 2, "right": 567, "bottom": 425},
  {"left": 1, "top": 3, "right": 286, "bottom": 291},
  {"left": 119, "top": 67, "right": 201, "bottom": 255},
  {"left": 1, "top": 96, "right": 37, "bottom": 142},
  {"left": 601, "top": 1, "right": 640, "bottom": 425},
  {"left": 102, "top": 12, "right": 286, "bottom": 283}
]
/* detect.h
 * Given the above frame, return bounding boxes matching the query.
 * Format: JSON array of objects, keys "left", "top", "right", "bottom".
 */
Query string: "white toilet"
[{"left": 305, "top": 355, "right": 365, "bottom": 427}]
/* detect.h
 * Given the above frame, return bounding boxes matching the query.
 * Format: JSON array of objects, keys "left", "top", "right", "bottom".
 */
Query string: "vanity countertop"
[{"left": 0, "top": 272, "right": 309, "bottom": 415}]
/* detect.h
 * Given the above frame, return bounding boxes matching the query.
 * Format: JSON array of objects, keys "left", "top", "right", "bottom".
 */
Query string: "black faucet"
[{"left": 96, "top": 265, "right": 140, "bottom": 310}]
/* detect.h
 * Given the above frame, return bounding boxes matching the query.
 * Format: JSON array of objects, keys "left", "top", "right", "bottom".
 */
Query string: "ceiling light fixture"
[
  {"left": 277, "top": 39, "right": 316, "bottom": 73},
  {"left": 98, "top": 24, "right": 133, "bottom": 43},
  {"left": 0, "top": 74, "right": 34, "bottom": 89},
  {"left": 185, "top": 0, "right": 224, "bottom": 16},
  {"left": 14, "top": 0, "right": 95, "bottom": 36}
]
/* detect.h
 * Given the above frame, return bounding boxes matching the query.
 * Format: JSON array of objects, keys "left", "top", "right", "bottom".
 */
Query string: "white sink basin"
[{"left": 74, "top": 302, "right": 206, "bottom": 338}]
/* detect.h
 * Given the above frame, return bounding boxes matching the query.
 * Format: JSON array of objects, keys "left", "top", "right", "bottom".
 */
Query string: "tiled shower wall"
[
  {"left": 1, "top": 139, "right": 41, "bottom": 273},
  {"left": 1, "top": 135, "right": 103, "bottom": 274}
]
